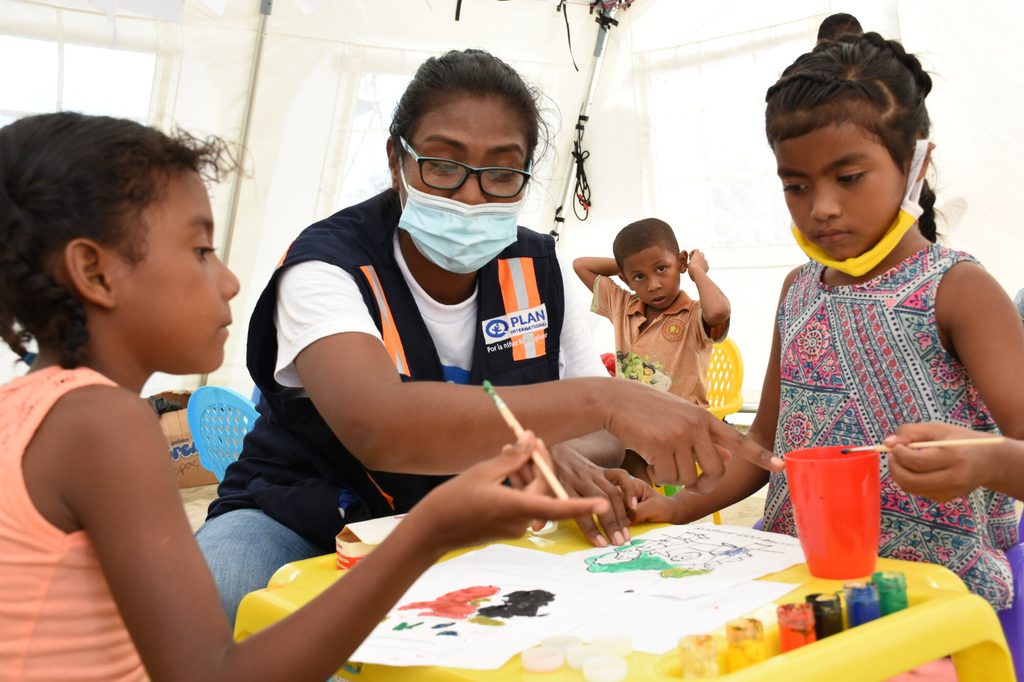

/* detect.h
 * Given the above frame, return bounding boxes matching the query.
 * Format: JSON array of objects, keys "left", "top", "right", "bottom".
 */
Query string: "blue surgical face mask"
[{"left": 397, "top": 166, "right": 522, "bottom": 274}]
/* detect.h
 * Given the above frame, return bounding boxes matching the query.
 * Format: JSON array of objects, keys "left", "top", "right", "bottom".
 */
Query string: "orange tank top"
[{"left": 0, "top": 367, "right": 145, "bottom": 681}]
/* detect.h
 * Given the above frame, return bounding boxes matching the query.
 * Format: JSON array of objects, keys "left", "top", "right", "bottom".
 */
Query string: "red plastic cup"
[{"left": 785, "top": 445, "right": 880, "bottom": 579}]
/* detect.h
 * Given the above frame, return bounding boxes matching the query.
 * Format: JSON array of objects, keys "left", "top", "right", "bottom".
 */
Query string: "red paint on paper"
[{"left": 399, "top": 586, "right": 500, "bottom": 619}]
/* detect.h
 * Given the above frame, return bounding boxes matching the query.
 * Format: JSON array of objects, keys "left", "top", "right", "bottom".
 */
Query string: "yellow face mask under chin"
[
  {"left": 790, "top": 138, "right": 932, "bottom": 278},
  {"left": 791, "top": 208, "right": 918, "bottom": 277}
]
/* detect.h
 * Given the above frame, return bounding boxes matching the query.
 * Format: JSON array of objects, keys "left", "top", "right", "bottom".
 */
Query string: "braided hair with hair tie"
[
  {"left": 860, "top": 32, "right": 932, "bottom": 98},
  {"left": 0, "top": 173, "right": 53, "bottom": 362},
  {"left": 765, "top": 31, "right": 938, "bottom": 241},
  {"left": 0, "top": 112, "right": 235, "bottom": 368}
]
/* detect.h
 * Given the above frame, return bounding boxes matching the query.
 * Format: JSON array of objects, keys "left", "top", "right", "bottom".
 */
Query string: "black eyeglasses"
[{"left": 399, "top": 136, "right": 531, "bottom": 199}]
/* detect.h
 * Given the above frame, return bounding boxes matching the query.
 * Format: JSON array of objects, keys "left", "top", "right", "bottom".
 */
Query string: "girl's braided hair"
[
  {"left": 765, "top": 32, "right": 937, "bottom": 241},
  {"left": 0, "top": 112, "right": 234, "bottom": 368}
]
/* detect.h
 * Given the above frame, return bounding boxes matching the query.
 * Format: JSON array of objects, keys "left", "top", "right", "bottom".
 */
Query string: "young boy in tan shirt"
[
  {"left": 574, "top": 218, "right": 731, "bottom": 482},
  {"left": 574, "top": 218, "right": 731, "bottom": 406}
]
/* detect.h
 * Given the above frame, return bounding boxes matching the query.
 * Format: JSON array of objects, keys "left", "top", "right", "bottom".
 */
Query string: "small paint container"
[
  {"left": 872, "top": 571, "right": 908, "bottom": 615},
  {"left": 844, "top": 581, "right": 881, "bottom": 627},
  {"left": 677, "top": 634, "right": 719, "bottom": 678},
  {"left": 725, "top": 617, "right": 765, "bottom": 671},
  {"left": 541, "top": 634, "right": 582, "bottom": 651},
  {"left": 590, "top": 634, "right": 632, "bottom": 658},
  {"left": 777, "top": 603, "right": 816, "bottom": 652},
  {"left": 582, "top": 654, "right": 628, "bottom": 682},
  {"left": 566, "top": 643, "right": 595, "bottom": 670},
  {"left": 805, "top": 592, "right": 844, "bottom": 639},
  {"left": 520, "top": 645, "right": 564, "bottom": 673}
]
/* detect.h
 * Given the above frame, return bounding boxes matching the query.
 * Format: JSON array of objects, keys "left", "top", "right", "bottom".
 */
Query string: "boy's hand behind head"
[
  {"left": 687, "top": 249, "right": 709, "bottom": 276},
  {"left": 416, "top": 433, "right": 609, "bottom": 553}
]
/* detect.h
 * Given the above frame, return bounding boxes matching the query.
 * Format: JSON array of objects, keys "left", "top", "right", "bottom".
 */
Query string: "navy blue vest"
[{"left": 208, "top": 190, "right": 565, "bottom": 549}]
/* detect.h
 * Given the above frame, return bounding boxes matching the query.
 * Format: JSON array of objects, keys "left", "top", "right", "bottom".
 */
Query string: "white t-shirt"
[{"left": 274, "top": 233, "right": 605, "bottom": 387}]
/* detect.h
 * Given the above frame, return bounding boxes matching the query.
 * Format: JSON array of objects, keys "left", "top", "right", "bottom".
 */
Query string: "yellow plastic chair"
[
  {"left": 706, "top": 337, "right": 744, "bottom": 524},
  {"left": 706, "top": 336, "right": 744, "bottom": 420}
]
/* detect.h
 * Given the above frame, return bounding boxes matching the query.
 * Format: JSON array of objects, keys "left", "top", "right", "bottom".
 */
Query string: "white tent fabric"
[{"left": 2, "top": 0, "right": 1022, "bottom": 412}]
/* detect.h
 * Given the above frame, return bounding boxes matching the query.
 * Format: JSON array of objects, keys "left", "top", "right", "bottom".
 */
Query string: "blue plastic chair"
[
  {"left": 186, "top": 386, "right": 259, "bottom": 482},
  {"left": 998, "top": 515, "right": 1024, "bottom": 680}
]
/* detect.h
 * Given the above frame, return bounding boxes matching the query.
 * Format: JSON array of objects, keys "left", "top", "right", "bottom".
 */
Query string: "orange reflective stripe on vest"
[
  {"left": 497, "top": 257, "right": 546, "bottom": 360},
  {"left": 359, "top": 265, "right": 410, "bottom": 376}
]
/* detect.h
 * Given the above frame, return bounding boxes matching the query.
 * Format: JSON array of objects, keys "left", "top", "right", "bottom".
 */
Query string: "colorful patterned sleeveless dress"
[{"left": 762, "top": 244, "right": 1017, "bottom": 608}]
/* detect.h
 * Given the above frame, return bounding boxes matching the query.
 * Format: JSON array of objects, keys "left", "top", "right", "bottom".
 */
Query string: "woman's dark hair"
[
  {"left": 612, "top": 218, "right": 680, "bottom": 270},
  {"left": 0, "top": 112, "right": 234, "bottom": 368},
  {"left": 765, "top": 32, "right": 938, "bottom": 241},
  {"left": 389, "top": 49, "right": 546, "bottom": 166}
]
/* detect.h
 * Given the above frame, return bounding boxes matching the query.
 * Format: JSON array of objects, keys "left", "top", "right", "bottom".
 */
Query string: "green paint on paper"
[
  {"left": 469, "top": 615, "right": 506, "bottom": 626},
  {"left": 585, "top": 539, "right": 675, "bottom": 573},
  {"left": 660, "top": 567, "right": 712, "bottom": 579},
  {"left": 393, "top": 621, "right": 423, "bottom": 631}
]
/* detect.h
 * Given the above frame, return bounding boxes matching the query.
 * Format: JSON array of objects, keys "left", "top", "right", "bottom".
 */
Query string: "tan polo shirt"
[{"left": 591, "top": 275, "right": 728, "bottom": 406}]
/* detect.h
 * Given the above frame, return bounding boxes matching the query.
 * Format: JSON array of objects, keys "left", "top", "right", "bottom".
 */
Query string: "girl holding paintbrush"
[
  {"left": 885, "top": 427, "right": 1024, "bottom": 505},
  {"left": 0, "top": 112, "right": 609, "bottom": 680},
  {"left": 634, "top": 32, "right": 1024, "bottom": 609}
]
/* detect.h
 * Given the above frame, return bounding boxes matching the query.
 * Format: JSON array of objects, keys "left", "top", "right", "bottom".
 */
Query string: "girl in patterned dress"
[{"left": 634, "top": 32, "right": 1024, "bottom": 609}]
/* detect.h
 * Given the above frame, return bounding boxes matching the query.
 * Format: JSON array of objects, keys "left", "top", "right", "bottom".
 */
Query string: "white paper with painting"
[{"left": 349, "top": 524, "right": 804, "bottom": 669}]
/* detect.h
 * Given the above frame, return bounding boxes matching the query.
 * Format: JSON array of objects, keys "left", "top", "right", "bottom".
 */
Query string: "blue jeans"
[{"left": 196, "top": 508, "right": 322, "bottom": 624}]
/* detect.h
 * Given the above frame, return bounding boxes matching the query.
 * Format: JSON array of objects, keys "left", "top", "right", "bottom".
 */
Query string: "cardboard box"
[
  {"left": 335, "top": 515, "right": 406, "bottom": 570},
  {"left": 151, "top": 391, "right": 219, "bottom": 489},
  {"left": 335, "top": 528, "right": 373, "bottom": 570}
]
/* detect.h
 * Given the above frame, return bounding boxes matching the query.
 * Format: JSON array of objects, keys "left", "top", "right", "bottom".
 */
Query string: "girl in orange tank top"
[{"left": 0, "top": 108, "right": 606, "bottom": 681}]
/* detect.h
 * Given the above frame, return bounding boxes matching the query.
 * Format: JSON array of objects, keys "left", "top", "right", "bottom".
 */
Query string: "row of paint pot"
[
  {"left": 678, "top": 571, "right": 909, "bottom": 678},
  {"left": 520, "top": 634, "right": 633, "bottom": 681},
  {"left": 516, "top": 572, "right": 907, "bottom": 680}
]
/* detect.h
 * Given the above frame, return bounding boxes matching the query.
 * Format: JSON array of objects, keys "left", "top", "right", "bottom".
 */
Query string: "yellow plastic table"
[{"left": 234, "top": 524, "right": 1014, "bottom": 681}]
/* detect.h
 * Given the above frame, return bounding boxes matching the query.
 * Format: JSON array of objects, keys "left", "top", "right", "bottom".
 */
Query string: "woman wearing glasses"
[{"left": 199, "top": 49, "right": 780, "bottom": 622}]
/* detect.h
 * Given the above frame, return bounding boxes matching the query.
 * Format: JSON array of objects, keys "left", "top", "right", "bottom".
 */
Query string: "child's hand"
[
  {"left": 686, "top": 249, "right": 710, "bottom": 278},
  {"left": 607, "top": 385, "right": 783, "bottom": 492},
  {"left": 539, "top": 447, "right": 648, "bottom": 547},
  {"left": 884, "top": 423, "right": 993, "bottom": 502},
  {"left": 503, "top": 430, "right": 556, "bottom": 492},
  {"left": 417, "top": 432, "right": 610, "bottom": 552},
  {"left": 627, "top": 482, "right": 682, "bottom": 524}
]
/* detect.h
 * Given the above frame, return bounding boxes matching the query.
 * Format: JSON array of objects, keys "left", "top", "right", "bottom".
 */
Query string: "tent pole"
[
  {"left": 551, "top": 5, "right": 618, "bottom": 239},
  {"left": 220, "top": 0, "right": 272, "bottom": 269},
  {"left": 199, "top": 0, "right": 272, "bottom": 388}
]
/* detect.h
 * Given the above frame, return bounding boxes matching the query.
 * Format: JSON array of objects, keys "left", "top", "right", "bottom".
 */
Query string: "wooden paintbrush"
[
  {"left": 840, "top": 436, "right": 1005, "bottom": 454},
  {"left": 482, "top": 380, "right": 570, "bottom": 500}
]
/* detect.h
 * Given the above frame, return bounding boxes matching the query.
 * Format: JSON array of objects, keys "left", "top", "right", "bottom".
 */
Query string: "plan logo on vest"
[{"left": 482, "top": 304, "right": 549, "bottom": 344}]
